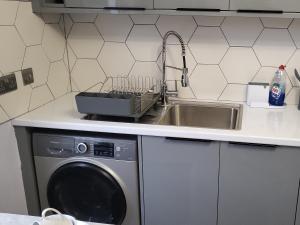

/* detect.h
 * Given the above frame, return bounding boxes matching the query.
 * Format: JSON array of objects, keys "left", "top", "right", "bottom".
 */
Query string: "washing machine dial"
[{"left": 76, "top": 142, "right": 88, "bottom": 154}]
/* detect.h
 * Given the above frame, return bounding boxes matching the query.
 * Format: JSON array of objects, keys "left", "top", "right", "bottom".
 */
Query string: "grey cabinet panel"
[
  {"left": 64, "top": 0, "right": 153, "bottom": 8},
  {"left": 230, "top": 0, "right": 300, "bottom": 12},
  {"left": 142, "top": 136, "right": 219, "bottom": 225},
  {"left": 219, "top": 142, "right": 300, "bottom": 225},
  {"left": 154, "top": 0, "right": 229, "bottom": 10}
]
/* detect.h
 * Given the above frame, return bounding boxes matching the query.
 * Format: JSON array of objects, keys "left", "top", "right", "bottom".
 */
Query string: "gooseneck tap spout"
[{"left": 161, "top": 31, "right": 189, "bottom": 106}]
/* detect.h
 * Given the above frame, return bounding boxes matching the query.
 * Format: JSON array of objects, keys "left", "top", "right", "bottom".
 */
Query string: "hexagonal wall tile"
[
  {"left": 0, "top": 71, "right": 32, "bottom": 119},
  {"left": 221, "top": 17, "right": 263, "bottom": 47},
  {"left": 71, "top": 59, "right": 106, "bottom": 91},
  {"left": 220, "top": 47, "right": 260, "bottom": 84},
  {"left": 130, "top": 15, "right": 159, "bottom": 25},
  {"left": 190, "top": 65, "right": 227, "bottom": 100},
  {"left": 0, "top": 105, "right": 9, "bottom": 124},
  {"left": 66, "top": 44, "right": 76, "bottom": 71},
  {"left": 48, "top": 60, "right": 70, "bottom": 98},
  {"left": 188, "top": 27, "right": 228, "bottom": 64},
  {"left": 42, "top": 14, "right": 61, "bottom": 24},
  {"left": 254, "top": 29, "right": 296, "bottom": 67},
  {"left": 126, "top": 25, "right": 162, "bottom": 61},
  {"left": 287, "top": 50, "right": 300, "bottom": 86},
  {"left": 42, "top": 24, "right": 66, "bottom": 62},
  {"left": 100, "top": 78, "right": 112, "bottom": 93},
  {"left": 86, "top": 83, "right": 103, "bottom": 93},
  {"left": 0, "top": 1, "right": 19, "bottom": 25},
  {"left": 95, "top": 14, "right": 133, "bottom": 42},
  {"left": 29, "top": 85, "right": 53, "bottom": 111},
  {"left": 286, "top": 87, "right": 300, "bottom": 105},
  {"left": 219, "top": 84, "right": 247, "bottom": 102},
  {"left": 129, "top": 62, "right": 161, "bottom": 80},
  {"left": 289, "top": 19, "right": 300, "bottom": 48},
  {"left": 177, "top": 84, "right": 195, "bottom": 99},
  {"left": 22, "top": 45, "right": 50, "bottom": 87},
  {"left": 193, "top": 16, "right": 224, "bottom": 27},
  {"left": 157, "top": 44, "right": 196, "bottom": 80},
  {"left": 156, "top": 16, "right": 197, "bottom": 44},
  {"left": 0, "top": 26, "right": 25, "bottom": 74},
  {"left": 252, "top": 67, "right": 292, "bottom": 93},
  {"left": 70, "top": 13, "right": 97, "bottom": 23},
  {"left": 98, "top": 42, "right": 134, "bottom": 77},
  {"left": 15, "top": 2, "right": 45, "bottom": 46},
  {"left": 261, "top": 18, "right": 293, "bottom": 28},
  {"left": 68, "top": 23, "right": 104, "bottom": 58},
  {"left": 64, "top": 14, "right": 73, "bottom": 38}
]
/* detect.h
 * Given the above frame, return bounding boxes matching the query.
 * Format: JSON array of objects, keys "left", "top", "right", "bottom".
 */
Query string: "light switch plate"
[
  {"left": 0, "top": 73, "right": 17, "bottom": 95},
  {"left": 21, "top": 68, "right": 34, "bottom": 85}
]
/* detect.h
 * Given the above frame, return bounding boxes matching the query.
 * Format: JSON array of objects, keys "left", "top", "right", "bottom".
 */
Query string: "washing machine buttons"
[{"left": 76, "top": 142, "right": 88, "bottom": 154}]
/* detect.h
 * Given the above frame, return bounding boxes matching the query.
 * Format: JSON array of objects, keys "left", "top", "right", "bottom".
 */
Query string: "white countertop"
[{"left": 12, "top": 93, "right": 300, "bottom": 147}]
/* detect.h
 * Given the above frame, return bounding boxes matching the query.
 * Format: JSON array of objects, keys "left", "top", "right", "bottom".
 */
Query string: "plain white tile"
[
  {"left": 190, "top": 65, "right": 227, "bottom": 100},
  {"left": 23, "top": 45, "right": 50, "bottom": 88},
  {"left": 221, "top": 17, "right": 263, "bottom": 47},
  {"left": 220, "top": 47, "right": 260, "bottom": 84},
  {"left": 129, "top": 62, "right": 161, "bottom": 80},
  {"left": 157, "top": 44, "right": 196, "bottom": 80},
  {"left": 66, "top": 44, "right": 76, "bottom": 71},
  {"left": 29, "top": 85, "right": 53, "bottom": 110},
  {"left": 63, "top": 14, "right": 73, "bottom": 37},
  {"left": 48, "top": 60, "right": 70, "bottom": 98},
  {"left": 86, "top": 83, "right": 103, "bottom": 93},
  {"left": 100, "top": 78, "right": 113, "bottom": 93},
  {"left": 0, "top": 1, "right": 19, "bottom": 25},
  {"left": 70, "top": 13, "right": 97, "bottom": 23},
  {"left": 0, "top": 26, "right": 25, "bottom": 74},
  {"left": 177, "top": 85, "right": 195, "bottom": 99},
  {"left": 42, "top": 23, "right": 65, "bottom": 62},
  {"left": 130, "top": 14, "right": 159, "bottom": 24},
  {"left": 188, "top": 27, "right": 228, "bottom": 64},
  {"left": 252, "top": 67, "right": 292, "bottom": 93},
  {"left": 15, "top": 2, "right": 45, "bottom": 46},
  {"left": 156, "top": 15, "right": 197, "bottom": 44},
  {"left": 0, "top": 106, "right": 9, "bottom": 124},
  {"left": 193, "top": 16, "right": 224, "bottom": 26},
  {"left": 0, "top": 71, "right": 32, "bottom": 118},
  {"left": 71, "top": 59, "right": 106, "bottom": 91},
  {"left": 285, "top": 87, "right": 300, "bottom": 105},
  {"left": 68, "top": 23, "right": 104, "bottom": 58},
  {"left": 254, "top": 29, "right": 296, "bottom": 67},
  {"left": 286, "top": 50, "right": 300, "bottom": 86},
  {"left": 219, "top": 84, "right": 247, "bottom": 102},
  {"left": 98, "top": 42, "right": 135, "bottom": 77},
  {"left": 261, "top": 18, "right": 293, "bottom": 28},
  {"left": 95, "top": 14, "right": 133, "bottom": 42},
  {"left": 289, "top": 19, "right": 300, "bottom": 48},
  {"left": 126, "top": 25, "right": 162, "bottom": 61}
]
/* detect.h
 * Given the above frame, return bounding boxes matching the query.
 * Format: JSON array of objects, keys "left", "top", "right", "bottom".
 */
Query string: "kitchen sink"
[{"left": 158, "top": 102, "right": 242, "bottom": 130}]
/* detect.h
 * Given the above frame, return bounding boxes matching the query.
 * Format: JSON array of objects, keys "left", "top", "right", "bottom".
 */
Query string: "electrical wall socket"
[
  {"left": 21, "top": 68, "right": 34, "bottom": 85},
  {"left": 0, "top": 73, "right": 17, "bottom": 95}
]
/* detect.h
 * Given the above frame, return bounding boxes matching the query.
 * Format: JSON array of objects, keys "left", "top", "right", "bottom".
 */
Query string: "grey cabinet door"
[
  {"left": 219, "top": 142, "right": 300, "bottom": 225},
  {"left": 230, "top": 0, "right": 300, "bottom": 12},
  {"left": 142, "top": 136, "right": 219, "bottom": 225},
  {"left": 64, "top": 0, "right": 153, "bottom": 9},
  {"left": 154, "top": 0, "right": 229, "bottom": 10}
]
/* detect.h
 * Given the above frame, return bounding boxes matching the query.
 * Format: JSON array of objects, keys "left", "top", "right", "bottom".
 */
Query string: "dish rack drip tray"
[{"left": 75, "top": 77, "right": 161, "bottom": 121}]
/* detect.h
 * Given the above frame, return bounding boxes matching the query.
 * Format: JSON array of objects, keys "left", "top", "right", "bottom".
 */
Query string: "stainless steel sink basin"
[{"left": 158, "top": 102, "right": 242, "bottom": 130}]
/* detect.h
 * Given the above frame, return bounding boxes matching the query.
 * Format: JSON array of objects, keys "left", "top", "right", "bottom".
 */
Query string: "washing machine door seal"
[{"left": 47, "top": 162, "right": 127, "bottom": 225}]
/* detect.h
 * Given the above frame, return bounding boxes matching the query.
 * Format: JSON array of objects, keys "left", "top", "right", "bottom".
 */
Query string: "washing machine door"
[{"left": 47, "top": 162, "right": 127, "bottom": 225}]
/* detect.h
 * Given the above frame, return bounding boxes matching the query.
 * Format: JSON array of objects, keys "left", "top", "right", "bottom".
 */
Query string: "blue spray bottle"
[{"left": 269, "top": 65, "right": 286, "bottom": 106}]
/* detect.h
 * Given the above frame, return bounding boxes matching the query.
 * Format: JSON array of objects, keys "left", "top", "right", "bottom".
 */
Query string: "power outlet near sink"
[
  {"left": 21, "top": 68, "right": 34, "bottom": 85},
  {"left": 0, "top": 73, "right": 17, "bottom": 95}
]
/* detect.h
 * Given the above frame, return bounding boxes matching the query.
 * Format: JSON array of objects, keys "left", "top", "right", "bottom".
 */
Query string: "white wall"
[{"left": 0, "top": 121, "right": 27, "bottom": 214}]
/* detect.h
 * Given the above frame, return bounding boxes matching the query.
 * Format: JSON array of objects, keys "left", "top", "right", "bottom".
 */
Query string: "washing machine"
[{"left": 33, "top": 131, "right": 140, "bottom": 225}]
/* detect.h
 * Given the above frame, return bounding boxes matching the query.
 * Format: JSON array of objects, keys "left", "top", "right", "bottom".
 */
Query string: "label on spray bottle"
[{"left": 269, "top": 65, "right": 286, "bottom": 106}]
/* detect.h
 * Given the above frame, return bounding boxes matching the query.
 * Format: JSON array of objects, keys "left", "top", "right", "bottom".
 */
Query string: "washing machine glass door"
[{"left": 47, "top": 162, "right": 127, "bottom": 225}]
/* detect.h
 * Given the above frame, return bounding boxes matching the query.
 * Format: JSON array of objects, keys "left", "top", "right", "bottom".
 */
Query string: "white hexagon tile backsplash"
[
  {"left": 1, "top": 0, "right": 300, "bottom": 125},
  {"left": 0, "top": 1, "right": 69, "bottom": 124}
]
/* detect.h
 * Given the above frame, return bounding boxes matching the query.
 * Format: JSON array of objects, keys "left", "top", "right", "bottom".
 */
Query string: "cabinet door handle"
[
  {"left": 165, "top": 137, "right": 212, "bottom": 143},
  {"left": 104, "top": 7, "right": 145, "bottom": 10},
  {"left": 176, "top": 8, "right": 220, "bottom": 12},
  {"left": 237, "top": 9, "right": 283, "bottom": 14},
  {"left": 228, "top": 142, "right": 277, "bottom": 150}
]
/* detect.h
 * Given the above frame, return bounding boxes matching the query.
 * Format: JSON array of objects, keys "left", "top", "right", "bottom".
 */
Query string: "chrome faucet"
[{"left": 161, "top": 31, "right": 189, "bottom": 106}]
